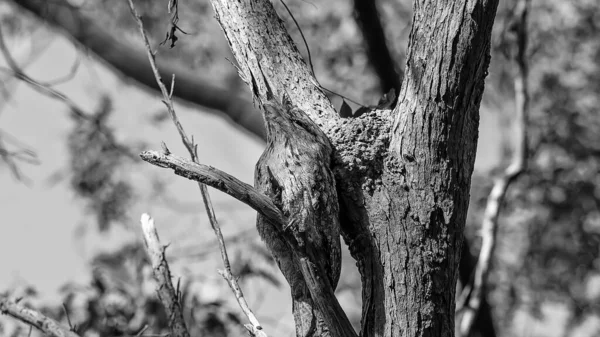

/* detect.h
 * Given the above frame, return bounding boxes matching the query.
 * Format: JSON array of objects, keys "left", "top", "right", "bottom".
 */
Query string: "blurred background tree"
[{"left": 0, "top": 0, "right": 599, "bottom": 336}]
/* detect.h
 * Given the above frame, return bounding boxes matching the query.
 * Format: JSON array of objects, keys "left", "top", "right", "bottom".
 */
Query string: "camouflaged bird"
[{"left": 254, "top": 95, "right": 341, "bottom": 337}]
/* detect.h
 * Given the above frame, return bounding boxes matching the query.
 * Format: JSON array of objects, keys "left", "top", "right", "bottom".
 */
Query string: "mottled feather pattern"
[{"left": 254, "top": 98, "right": 341, "bottom": 337}]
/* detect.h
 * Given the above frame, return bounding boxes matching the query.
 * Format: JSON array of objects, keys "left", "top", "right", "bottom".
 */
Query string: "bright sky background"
[{"left": 0, "top": 28, "right": 508, "bottom": 335}]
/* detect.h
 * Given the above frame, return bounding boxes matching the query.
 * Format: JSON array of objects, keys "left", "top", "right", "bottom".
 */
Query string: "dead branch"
[
  {"left": 456, "top": 0, "right": 530, "bottom": 336},
  {"left": 140, "top": 149, "right": 356, "bottom": 335},
  {"left": 126, "top": 1, "right": 267, "bottom": 335},
  {"left": 457, "top": 240, "right": 497, "bottom": 337},
  {"left": 0, "top": 297, "right": 80, "bottom": 337},
  {"left": 139, "top": 214, "right": 190, "bottom": 337},
  {"left": 140, "top": 150, "right": 284, "bottom": 225}
]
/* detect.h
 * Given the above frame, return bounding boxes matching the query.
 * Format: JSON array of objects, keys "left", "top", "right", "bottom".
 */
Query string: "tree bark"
[
  {"left": 201, "top": 0, "right": 501, "bottom": 336},
  {"left": 353, "top": 1, "right": 498, "bottom": 335},
  {"left": 207, "top": 1, "right": 499, "bottom": 337},
  {"left": 10, "top": 0, "right": 266, "bottom": 140}
]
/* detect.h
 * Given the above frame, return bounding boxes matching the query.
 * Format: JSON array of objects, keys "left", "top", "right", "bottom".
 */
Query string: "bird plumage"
[{"left": 254, "top": 97, "right": 341, "bottom": 337}]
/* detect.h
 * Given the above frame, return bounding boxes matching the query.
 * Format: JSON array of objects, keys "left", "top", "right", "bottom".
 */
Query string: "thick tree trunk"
[
  {"left": 154, "top": 0, "right": 498, "bottom": 336},
  {"left": 207, "top": 1, "right": 499, "bottom": 337},
  {"left": 353, "top": 2, "right": 498, "bottom": 336}
]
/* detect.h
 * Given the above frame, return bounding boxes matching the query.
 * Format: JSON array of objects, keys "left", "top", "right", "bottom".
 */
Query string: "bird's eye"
[{"left": 291, "top": 117, "right": 313, "bottom": 133}]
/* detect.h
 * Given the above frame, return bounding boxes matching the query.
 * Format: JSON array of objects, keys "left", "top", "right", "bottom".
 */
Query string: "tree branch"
[
  {"left": 126, "top": 2, "right": 268, "bottom": 334},
  {"left": 352, "top": 0, "right": 401, "bottom": 94},
  {"left": 210, "top": 0, "right": 338, "bottom": 130},
  {"left": 10, "top": 0, "right": 266, "bottom": 140},
  {"left": 140, "top": 150, "right": 284, "bottom": 225},
  {"left": 456, "top": 1, "right": 530, "bottom": 336},
  {"left": 139, "top": 214, "right": 190, "bottom": 337},
  {"left": 0, "top": 297, "right": 80, "bottom": 337},
  {"left": 140, "top": 149, "right": 356, "bottom": 336},
  {"left": 0, "top": 23, "right": 88, "bottom": 120},
  {"left": 457, "top": 239, "right": 497, "bottom": 337}
]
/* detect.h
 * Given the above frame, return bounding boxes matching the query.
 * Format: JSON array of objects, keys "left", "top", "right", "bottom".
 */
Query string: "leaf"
[
  {"left": 339, "top": 99, "right": 352, "bottom": 118},
  {"left": 353, "top": 106, "right": 371, "bottom": 118}
]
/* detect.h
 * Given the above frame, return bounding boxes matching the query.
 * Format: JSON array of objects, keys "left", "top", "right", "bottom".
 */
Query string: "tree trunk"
[{"left": 206, "top": 0, "right": 499, "bottom": 336}]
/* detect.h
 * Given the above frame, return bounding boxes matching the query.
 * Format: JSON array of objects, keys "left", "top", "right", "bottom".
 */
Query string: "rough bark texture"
[
  {"left": 209, "top": 1, "right": 499, "bottom": 337},
  {"left": 352, "top": 1, "right": 498, "bottom": 335},
  {"left": 209, "top": 0, "right": 337, "bottom": 131}
]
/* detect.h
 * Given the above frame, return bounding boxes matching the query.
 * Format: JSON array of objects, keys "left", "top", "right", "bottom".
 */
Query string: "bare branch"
[
  {"left": 0, "top": 23, "right": 89, "bottom": 120},
  {"left": 140, "top": 150, "right": 284, "bottom": 225},
  {"left": 42, "top": 53, "right": 81, "bottom": 86},
  {"left": 139, "top": 214, "right": 190, "bottom": 337},
  {"left": 353, "top": 0, "right": 402, "bottom": 94},
  {"left": 11, "top": 0, "right": 266, "bottom": 140},
  {"left": 457, "top": 239, "right": 497, "bottom": 337},
  {"left": 0, "top": 297, "right": 80, "bottom": 337},
  {"left": 126, "top": 2, "right": 268, "bottom": 335},
  {"left": 210, "top": 0, "right": 338, "bottom": 129},
  {"left": 456, "top": 1, "right": 530, "bottom": 336}
]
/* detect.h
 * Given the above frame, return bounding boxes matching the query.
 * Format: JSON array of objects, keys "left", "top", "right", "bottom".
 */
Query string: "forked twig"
[
  {"left": 0, "top": 24, "right": 87, "bottom": 120},
  {"left": 140, "top": 214, "right": 190, "bottom": 337},
  {"left": 126, "top": 1, "right": 267, "bottom": 335}
]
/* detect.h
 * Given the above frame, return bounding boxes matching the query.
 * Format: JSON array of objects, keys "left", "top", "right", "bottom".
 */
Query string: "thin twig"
[
  {"left": 0, "top": 23, "right": 130, "bottom": 161},
  {"left": 126, "top": 1, "right": 267, "bottom": 335},
  {"left": 140, "top": 214, "right": 190, "bottom": 337},
  {"left": 277, "top": 0, "right": 366, "bottom": 109},
  {"left": 456, "top": 1, "right": 530, "bottom": 336},
  {"left": 0, "top": 297, "right": 81, "bottom": 337},
  {"left": 279, "top": 0, "right": 315, "bottom": 78},
  {"left": 42, "top": 53, "right": 81, "bottom": 86},
  {"left": 0, "top": 129, "right": 39, "bottom": 183},
  {"left": 0, "top": 24, "right": 87, "bottom": 120}
]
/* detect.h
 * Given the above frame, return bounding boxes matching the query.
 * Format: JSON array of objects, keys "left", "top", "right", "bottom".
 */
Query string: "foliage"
[
  {"left": 1, "top": 242, "right": 246, "bottom": 337},
  {"left": 66, "top": 96, "right": 137, "bottom": 231}
]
